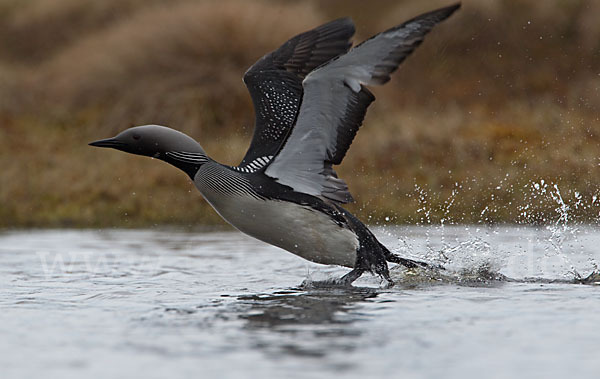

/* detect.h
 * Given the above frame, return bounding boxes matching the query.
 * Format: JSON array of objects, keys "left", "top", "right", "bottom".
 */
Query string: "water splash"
[
  {"left": 409, "top": 183, "right": 461, "bottom": 264},
  {"left": 523, "top": 180, "right": 600, "bottom": 280},
  {"left": 385, "top": 178, "right": 599, "bottom": 285},
  {"left": 390, "top": 264, "right": 600, "bottom": 287}
]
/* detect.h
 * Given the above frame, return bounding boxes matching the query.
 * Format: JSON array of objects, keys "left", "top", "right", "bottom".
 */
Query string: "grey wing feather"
[
  {"left": 265, "top": 4, "right": 460, "bottom": 203},
  {"left": 239, "top": 18, "right": 355, "bottom": 169}
]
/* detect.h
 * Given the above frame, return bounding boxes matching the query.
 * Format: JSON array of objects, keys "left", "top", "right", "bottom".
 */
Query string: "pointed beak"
[{"left": 88, "top": 137, "right": 126, "bottom": 149}]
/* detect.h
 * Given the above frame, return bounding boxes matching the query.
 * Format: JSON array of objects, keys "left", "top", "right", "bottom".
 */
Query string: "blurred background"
[{"left": 0, "top": 0, "right": 598, "bottom": 228}]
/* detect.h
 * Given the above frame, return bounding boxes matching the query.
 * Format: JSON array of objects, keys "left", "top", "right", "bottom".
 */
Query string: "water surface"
[{"left": 1, "top": 226, "right": 599, "bottom": 378}]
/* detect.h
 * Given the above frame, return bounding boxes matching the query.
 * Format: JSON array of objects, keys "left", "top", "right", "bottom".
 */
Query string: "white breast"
[{"left": 196, "top": 186, "right": 358, "bottom": 267}]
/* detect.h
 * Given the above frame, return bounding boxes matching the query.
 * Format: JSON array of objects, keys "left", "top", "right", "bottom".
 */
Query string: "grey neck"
[{"left": 131, "top": 125, "right": 209, "bottom": 179}]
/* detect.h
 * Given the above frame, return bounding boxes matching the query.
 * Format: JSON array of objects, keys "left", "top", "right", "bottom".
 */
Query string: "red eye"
[{"left": 132, "top": 134, "right": 141, "bottom": 140}]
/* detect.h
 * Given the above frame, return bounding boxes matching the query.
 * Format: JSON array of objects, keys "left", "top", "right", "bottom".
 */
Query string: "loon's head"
[{"left": 89, "top": 124, "right": 207, "bottom": 178}]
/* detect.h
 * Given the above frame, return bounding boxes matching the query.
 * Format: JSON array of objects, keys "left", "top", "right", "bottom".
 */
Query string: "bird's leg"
[
  {"left": 386, "top": 252, "right": 442, "bottom": 270},
  {"left": 377, "top": 263, "right": 395, "bottom": 288},
  {"left": 337, "top": 268, "right": 365, "bottom": 286}
]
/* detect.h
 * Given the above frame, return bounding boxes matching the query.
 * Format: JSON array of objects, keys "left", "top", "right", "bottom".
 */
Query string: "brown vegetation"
[{"left": 1, "top": 0, "right": 599, "bottom": 227}]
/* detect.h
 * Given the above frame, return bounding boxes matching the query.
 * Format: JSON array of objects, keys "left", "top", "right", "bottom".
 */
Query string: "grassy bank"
[{"left": 1, "top": 0, "right": 599, "bottom": 228}]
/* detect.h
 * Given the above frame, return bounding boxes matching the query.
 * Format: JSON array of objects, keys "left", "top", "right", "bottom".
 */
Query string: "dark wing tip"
[
  {"left": 318, "top": 17, "right": 356, "bottom": 39},
  {"left": 282, "top": 16, "right": 356, "bottom": 77},
  {"left": 412, "top": 3, "right": 461, "bottom": 24},
  {"left": 359, "top": 2, "right": 460, "bottom": 84},
  {"left": 445, "top": 2, "right": 462, "bottom": 14}
]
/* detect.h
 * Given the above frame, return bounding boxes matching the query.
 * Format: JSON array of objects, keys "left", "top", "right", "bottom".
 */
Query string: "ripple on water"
[{"left": 0, "top": 226, "right": 599, "bottom": 379}]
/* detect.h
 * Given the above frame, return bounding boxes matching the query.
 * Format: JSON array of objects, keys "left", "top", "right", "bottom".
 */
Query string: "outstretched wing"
[
  {"left": 265, "top": 4, "right": 460, "bottom": 203},
  {"left": 238, "top": 18, "right": 355, "bottom": 171}
]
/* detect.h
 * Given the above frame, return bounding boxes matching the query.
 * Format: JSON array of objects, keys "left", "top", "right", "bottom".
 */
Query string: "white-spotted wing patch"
[{"left": 256, "top": 79, "right": 298, "bottom": 141}]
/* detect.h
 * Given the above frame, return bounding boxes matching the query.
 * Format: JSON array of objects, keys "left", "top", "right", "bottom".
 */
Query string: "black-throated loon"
[{"left": 90, "top": 4, "right": 460, "bottom": 286}]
